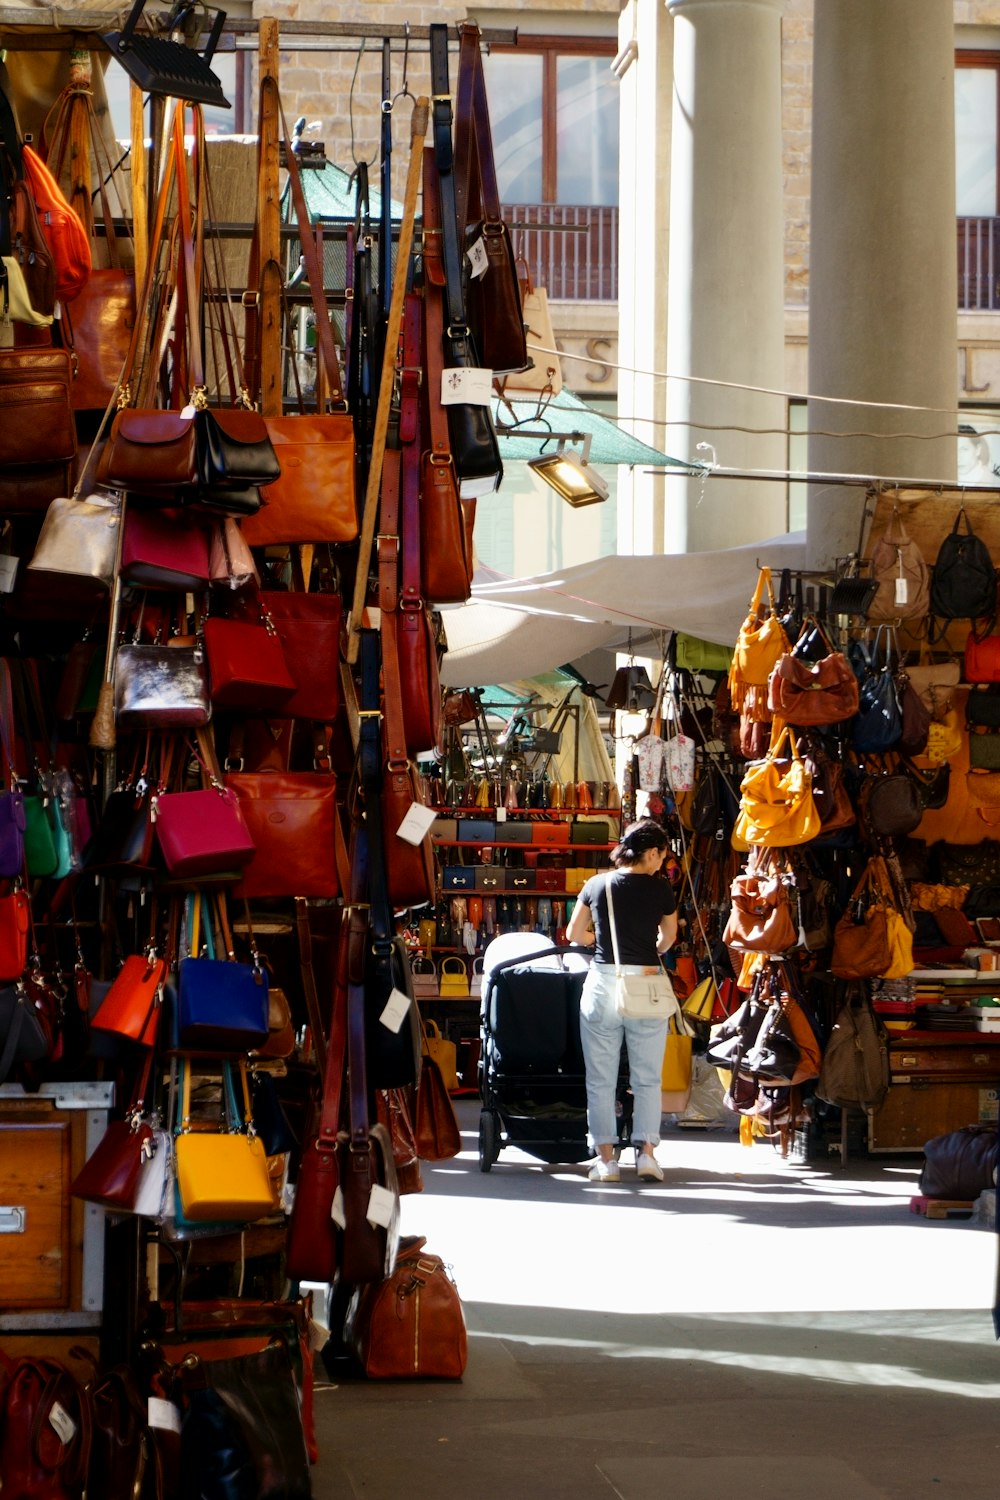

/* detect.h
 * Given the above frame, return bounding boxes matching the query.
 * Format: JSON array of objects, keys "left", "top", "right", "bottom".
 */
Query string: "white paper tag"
[
  {"left": 331, "top": 1185, "right": 346, "bottom": 1230},
  {"left": 179, "top": 403, "right": 196, "bottom": 420},
  {"left": 396, "top": 801, "right": 437, "bottom": 846},
  {"left": 466, "top": 236, "right": 489, "bottom": 279},
  {"left": 0, "top": 555, "right": 18, "bottom": 594},
  {"left": 895, "top": 576, "right": 908, "bottom": 605},
  {"left": 441, "top": 366, "right": 493, "bottom": 407},
  {"left": 495, "top": 806, "right": 507, "bottom": 823},
  {"left": 49, "top": 1401, "right": 77, "bottom": 1445},
  {"left": 379, "top": 986, "right": 411, "bottom": 1034},
  {"left": 148, "top": 1397, "right": 182, "bottom": 1436},
  {"left": 367, "top": 1183, "right": 396, "bottom": 1228}
]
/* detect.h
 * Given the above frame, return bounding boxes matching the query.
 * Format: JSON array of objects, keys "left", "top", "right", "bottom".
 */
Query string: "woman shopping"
[{"left": 565, "top": 819, "right": 678, "bottom": 1184}]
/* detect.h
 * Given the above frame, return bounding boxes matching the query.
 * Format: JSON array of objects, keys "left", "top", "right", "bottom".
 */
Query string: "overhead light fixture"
[
  {"left": 102, "top": 0, "right": 231, "bottom": 108},
  {"left": 528, "top": 436, "right": 609, "bottom": 508}
]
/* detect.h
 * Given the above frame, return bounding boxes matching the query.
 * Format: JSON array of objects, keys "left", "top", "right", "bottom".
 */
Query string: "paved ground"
[{"left": 309, "top": 1101, "right": 1000, "bottom": 1499}]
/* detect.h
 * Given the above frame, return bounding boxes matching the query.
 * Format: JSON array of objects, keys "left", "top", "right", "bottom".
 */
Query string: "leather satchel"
[
  {"left": 65, "top": 268, "right": 135, "bottom": 411},
  {"left": 0, "top": 982, "right": 51, "bottom": 1084},
  {"left": 0, "top": 1352, "right": 91, "bottom": 1500},
  {"left": 723, "top": 871, "right": 798, "bottom": 954},
  {"left": 70, "top": 1116, "right": 153, "bottom": 1211},
  {"left": 345, "top": 1236, "right": 468, "bottom": 1378},
  {"left": 965, "top": 631, "right": 1000, "bottom": 684},
  {"left": 831, "top": 868, "right": 892, "bottom": 980},
  {"left": 226, "top": 769, "right": 339, "bottom": 899},
  {"left": 153, "top": 783, "right": 256, "bottom": 879},
  {"left": 0, "top": 348, "right": 77, "bottom": 515},
  {"left": 735, "top": 725, "right": 820, "bottom": 847},
  {"left": 97, "top": 406, "right": 198, "bottom": 495},
  {"left": 175, "top": 955, "right": 270, "bottom": 1053},
  {"left": 454, "top": 24, "right": 528, "bottom": 376},
  {"left": 203, "top": 613, "right": 296, "bottom": 710},
  {"left": 196, "top": 406, "right": 280, "bottom": 493},
  {"left": 237, "top": 589, "right": 342, "bottom": 721},
  {"left": 114, "top": 643, "right": 211, "bottom": 731},
  {"left": 27, "top": 490, "right": 120, "bottom": 590},
  {"left": 414, "top": 1051, "right": 462, "bottom": 1160},
  {"left": 120, "top": 507, "right": 212, "bottom": 592},
  {"left": 91, "top": 953, "right": 166, "bottom": 1047},
  {"left": 860, "top": 770, "right": 925, "bottom": 837},
  {"left": 767, "top": 650, "right": 859, "bottom": 725}
]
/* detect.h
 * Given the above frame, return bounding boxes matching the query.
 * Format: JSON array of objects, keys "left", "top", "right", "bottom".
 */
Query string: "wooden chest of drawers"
[{"left": 869, "top": 1034, "right": 1000, "bottom": 1152}]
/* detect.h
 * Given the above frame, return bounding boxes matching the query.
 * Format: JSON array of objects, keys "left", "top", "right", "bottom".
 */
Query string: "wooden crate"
[
  {"left": 868, "top": 1080, "right": 999, "bottom": 1153},
  {"left": 0, "top": 1084, "right": 112, "bottom": 1328},
  {"left": 888, "top": 1033, "right": 1000, "bottom": 1082}
]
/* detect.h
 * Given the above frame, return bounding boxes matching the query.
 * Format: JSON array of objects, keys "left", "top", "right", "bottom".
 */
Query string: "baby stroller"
[{"left": 477, "top": 934, "right": 633, "bottom": 1172}]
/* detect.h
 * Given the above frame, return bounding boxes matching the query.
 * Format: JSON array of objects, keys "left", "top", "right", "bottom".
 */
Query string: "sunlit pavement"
[{"left": 311, "top": 1101, "right": 1000, "bottom": 1500}]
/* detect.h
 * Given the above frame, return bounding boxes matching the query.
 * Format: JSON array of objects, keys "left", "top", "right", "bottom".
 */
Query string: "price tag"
[
  {"left": 396, "top": 801, "right": 436, "bottom": 846},
  {"left": 179, "top": 403, "right": 196, "bottom": 420},
  {"left": 495, "top": 806, "right": 507, "bottom": 824},
  {"left": 148, "top": 1397, "right": 182, "bottom": 1435},
  {"left": 466, "top": 235, "right": 489, "bottom": 279},
  {"left": 895, "top": 576, "right": 909, "bottom": 606},
  {"left": 49, "top": 1402, "right": 77, "bottom": 1445},
  {"left": 440, "top": 367, "right": 493, "bottom": 407},
  {"left": 0, "top": 555, "right": 18, "bottom": 594},
  {"left": 379, "top": 986, "right": 411, "bottom": 1034},
  {"left": 367, "top": 1183, "right": 396, "bottom": 1228},
  {"left": 331, "top": 1185, "right": 346, "bottom": 1229}
]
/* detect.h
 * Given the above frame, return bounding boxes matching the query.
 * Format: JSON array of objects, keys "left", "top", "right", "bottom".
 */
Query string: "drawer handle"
[{"left": 0, "top": 1206, "right": 25, "bottom": 1234}]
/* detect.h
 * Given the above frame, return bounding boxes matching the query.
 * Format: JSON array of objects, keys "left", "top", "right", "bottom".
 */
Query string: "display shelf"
[
  {"left": 432, "top": 840, "right": 617, "bottom": 850},
  {"left": 429, "top": 807, "right": 621, "bottom": 818}
]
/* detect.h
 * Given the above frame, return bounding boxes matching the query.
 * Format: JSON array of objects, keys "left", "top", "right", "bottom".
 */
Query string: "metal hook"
[
  {"left": 349, "top": 36, "right": 378, "bottom": 169},
  {"left": 392, "top": 20, "right": 414, "bottom": 106}
]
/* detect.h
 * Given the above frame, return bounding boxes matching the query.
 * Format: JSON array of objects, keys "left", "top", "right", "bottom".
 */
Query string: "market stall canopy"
[
  {"left": 493, "top": 387, "right": 694, "bottom": 468},
  {"left": 439, "top": 531, "right": 808, "bottom": 687}
]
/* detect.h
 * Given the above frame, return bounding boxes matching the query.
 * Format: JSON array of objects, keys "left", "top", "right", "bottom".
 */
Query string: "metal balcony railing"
[
  {"left": 958, "top": 217, "right": 1000, "bottom": 310},
  {"left": 503, "top": 202, "right": 619, "bottom": 301}
]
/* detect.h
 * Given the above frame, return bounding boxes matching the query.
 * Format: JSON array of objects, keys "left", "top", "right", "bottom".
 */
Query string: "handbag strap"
[
  {"left": 399, "top": 290, "right": 425, "bottom": 609},
  {"left": 604, "top": 873, "right": 623, "bottom": 974},
  {"left": 453, "top": 23, "right": 502, "bottom": 240},
  {"left": 420, "top": 147, "right": 454, "bottom": 468},
  {"left": 748, "top": 566, "right": 776, "bottom": 622},
  {"left": 428, "top": 24, "right": 472, "bottom": 355},
  {"left": 294, "top": 896, "right": 327, "bottom": 1075}
]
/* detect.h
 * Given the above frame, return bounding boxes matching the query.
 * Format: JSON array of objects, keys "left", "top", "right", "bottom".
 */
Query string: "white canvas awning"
[{"left": 439, "top": 531, "right": 807, "bottom": 687}]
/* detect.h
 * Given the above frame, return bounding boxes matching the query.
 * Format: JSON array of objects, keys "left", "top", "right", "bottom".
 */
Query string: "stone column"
[
  {"left": 616, "top": 0, "right": 673, "bottom": 556},
  {"left": 664, "top": 0, "right": 787, "bottom": 553},
  {"left": 807, "top": 0, "right": 956, "bottom": 569}
]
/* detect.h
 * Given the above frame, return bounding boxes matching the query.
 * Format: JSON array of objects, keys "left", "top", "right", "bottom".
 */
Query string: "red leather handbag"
[
  {"left": 225, "top": 769, "right": 338, "bottom": 898},
  {"left": 0, "top": 889, "right": 30, "bottom": 982},
  {"left": 964, "top": 631, "right": 1000, "bottom": 684},
  {"left": 153, "top": 783, "right": 256, "bottom": 879},
  {"left": 203, "top": 614, "right": 296, "bottom": 710},
  {"left": 243, "top": 590, "right": 343, "bottom": 721},
  {"left": 120, "top": 507, "right": 211, "bottom": 592},
  {"left": 90, "top": 952, "right": 166, "bottom": 1046},
  {"left": 0, "top": 1351, "right": 91, "bottom": 1500}
]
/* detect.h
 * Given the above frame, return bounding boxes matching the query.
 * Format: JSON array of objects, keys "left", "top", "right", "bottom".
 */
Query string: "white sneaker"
[
  {"left": 588, "top": 1158, "right": 621, "bottom": 1183},
  {"left": 636, "top": 1152, "right": 664, "bottom": 1182}
]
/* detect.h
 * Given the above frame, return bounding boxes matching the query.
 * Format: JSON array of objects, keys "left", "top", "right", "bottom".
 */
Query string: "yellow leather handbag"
[
  {"left": 734, "top": 725, "right": 820, "bottom": 847},
  {"left": 729, "top": 567, "right": 791, "bottom": 707},
  {"left": 438, "top": 956, "right": 470, "bottom": 997},
  {"left": 174, "top": 1061, "right": 274, "bottom": 1222},
  {"left": 422, "top": 1019, "right": 460, "bottom": 1093},
  {"left": 661, "top": 1014, "right": 693, "bottom": 1113}
]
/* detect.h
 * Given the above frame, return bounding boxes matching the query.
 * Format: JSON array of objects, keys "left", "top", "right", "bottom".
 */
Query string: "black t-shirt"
[{"left": 580, "top": 871, "right": 676, "bottom": 965}]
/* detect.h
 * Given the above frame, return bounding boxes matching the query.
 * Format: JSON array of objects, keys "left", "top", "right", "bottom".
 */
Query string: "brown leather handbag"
[
  {"left": 225, "top": 769, "right": 339, "bottom": 899},
  {"left": 767, "top": 648, "right": 860, "bottom": 726},
  {"left": 344, "top": 1236, "right": 468, "bottom": 1378},
  {"left": 0, "top": 348, "right": 77, "bottom": 514},
  {"left": 414, "top": 1050, "right": 462, "bottom": 1160},
  {"left": 723, "top": 871, "right": 798, "bottom": 955},
  {"left": 453, "top": 24, "right": 528, "bottom": 376},
  {"left": 830, "top": 865, "right": 892, "bottom": 979}
]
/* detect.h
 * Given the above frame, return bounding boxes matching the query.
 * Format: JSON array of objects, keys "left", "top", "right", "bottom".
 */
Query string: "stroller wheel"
[{"left": 479, "top": 1110, "right": 499, "bottom": 1172}]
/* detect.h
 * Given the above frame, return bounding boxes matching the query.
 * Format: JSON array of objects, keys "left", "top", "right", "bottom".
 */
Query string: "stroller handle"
[{"left": 486, "top": 943, "right": 593, "bottom": 978}]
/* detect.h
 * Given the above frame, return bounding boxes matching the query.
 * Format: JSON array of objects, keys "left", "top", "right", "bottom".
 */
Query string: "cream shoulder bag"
[{"left": 606, "top": 874, "right": 676, "bottom": 1020}]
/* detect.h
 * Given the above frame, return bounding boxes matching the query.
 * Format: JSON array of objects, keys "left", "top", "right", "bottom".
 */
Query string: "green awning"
[
  {"left": 280, "top": 162, "right": 403, "bottom": 223},
  {"left": 492, "top": 388, "right": 696, "bottom": 468}
]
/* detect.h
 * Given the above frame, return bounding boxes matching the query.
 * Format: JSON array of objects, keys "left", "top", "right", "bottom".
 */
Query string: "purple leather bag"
[{"left": 0, "top": 791, "right": 26, "bottom": 879}]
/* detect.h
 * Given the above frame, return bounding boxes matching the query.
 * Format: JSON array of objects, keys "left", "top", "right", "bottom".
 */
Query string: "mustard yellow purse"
[
  {"left": 734, "top": 725, "right": 820, "bottom": 848},
  {"left": 438, "top": 956, "right": 470, "bottom": 997},
  {"left": 729, "top": 567, "right": 791, "bottom": 708},
  {"left": 174, "top": 1060, "right": 274, "bottom": 1222}
]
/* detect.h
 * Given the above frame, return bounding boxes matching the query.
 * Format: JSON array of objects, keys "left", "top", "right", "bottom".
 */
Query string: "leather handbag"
[
  {"left": 345, "top": 1236, "right": 468, "bottom": 1378},
  {"left": 767, "top": 649, "right": 859, "bottom": 725},
  {"left": 414, "top": 1052, "right": 462, "bottom": 1159},
  {"left": 729, "top": 567, "right": 791, "bottom": 704},
  {"left": 860, "top": 770, "right": 925, "bottom": 837},
  {"left": 735, "top": 725, "right": 820, "bottom": 847},
  {"left": 83, "top": 780, "right": 155, "bottom": 875},
  {"left": 852, "top": 632, "right": 903, "bottom": 752},
  {"left": 967, "top": 687, "right": 1000, "bottom": 728},
  {"left": 453, "top": 24, "right": 528, "bottom": 377},
  {"left": 0, "top": 253, "right": 53, "bottom": 325},
  {"left": 90, "top": 952, "right": 166, "bottom": 1047},
  {"left": 70, "top": 1052, "right": 156, "bottom": 1211},
  {"left": 0, "top": 890, "right": 29, "bottom": 983},
  {"left": 723, "top": 870, "right": 798, "bottom": 954},
  {"left": 0, "top": 1352, "right": 91, "bottom": 1500},
  {"left": 831, "top": 867, "right": 892, "bottom": 979},
  {"left": 0, "top": 348, "right": 77, "bottom": 515},
  {"left": 114, "top": 643, "right": 211, "bottom": 731},
  {"left": 0, "top": 982, "right": 51, "bottom": 1083},
  {"left": 88, "top": 1365, "right": 159, "bottom": 1500},
  {"left": 225, "top": 770, "right": 339, "bottom": 899},
  {"left": 422, "top": 1018, "right": 460, "bottom": 1091},
  {"left": 438, "top": 957, "right": 470, "bottom": 997},
  {"left": 97, "top": 406, "right": 198, "bottom": 495},
  {"left": 965, "top": 632, "right": 1000, "bottom": 684},
  {"left": 175, "top": 954, "right": 270, "bottom": 1053},
  {"left": 238, "top": 590, "right": 342, "bottom": 721},
  {"left": 907, "top": 655, "right": 961, "bottom": 721},
  {"left": 919, "top": 1124, "right": 999, "bottom": 1200},
  {"left": 196, "top": 406, "right": 280, "bottom": 492},
  {"left": 120, "top": 507, "right": 212, "bottom": 592},
  {"left": 868, "top": 506, "right": 930, "bottom": 622},
  {"left": 203, "top": 613, "right": 296, "bottom": 711},
  {"left": 661, "top": 1013, "right": 694, "bottom": 1111},
  {"left": 64, "top": 269, "right": 135, "bottom": 411},
  {"left": 154, "top": 783, "right": 256, "bottom": 879},
  {"left": 209, "top": 516, "right": 259, "bottom": 592},
  {"left": 27, "top": 490, "right": 120, "bottom": 590},
  {"left": 969, "top": 730, "right": 1000, "bottom": 770},
  {"left": 382, "top": 757, "right": 436, "bottom": 909},
  {"left": 174, "top": 1060, "right": 275, "bottom": 1222}
]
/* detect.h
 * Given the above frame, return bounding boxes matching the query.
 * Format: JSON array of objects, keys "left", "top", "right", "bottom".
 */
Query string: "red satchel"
[
  {"left": 239, "top": 590, "right": 343, "bottom": 721},
  {"left": 153, "top": 783, "right": 256, "bottom": 879},
  {"left": 90, "top": 952, "right": 166, "bottom": 1046},
  {"left": 203, "top": 612, "right": 296, "bottom": 710},
  {"left": 0, "top": 1351, "right": 92, "bottom": 1500},
  {"left": 964, "top": 632, "right": 1000, "bottom": 684},
  {"left": 0, "top": 890, "right": 30, "bottom": 982},
  {"left": 120, "top": 507, "right": 212, "bottom": 592}
]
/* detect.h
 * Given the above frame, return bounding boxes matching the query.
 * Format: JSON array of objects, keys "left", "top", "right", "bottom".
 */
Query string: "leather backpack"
[
  {"left": 868, "top": 507, "right": 929, "bottom": 622},
  {"left": 930, "top": 509, "right": 997, "bottom": 635},
  {"left": 816, "top": 990, "right": 889, "bottom": 1111}
]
